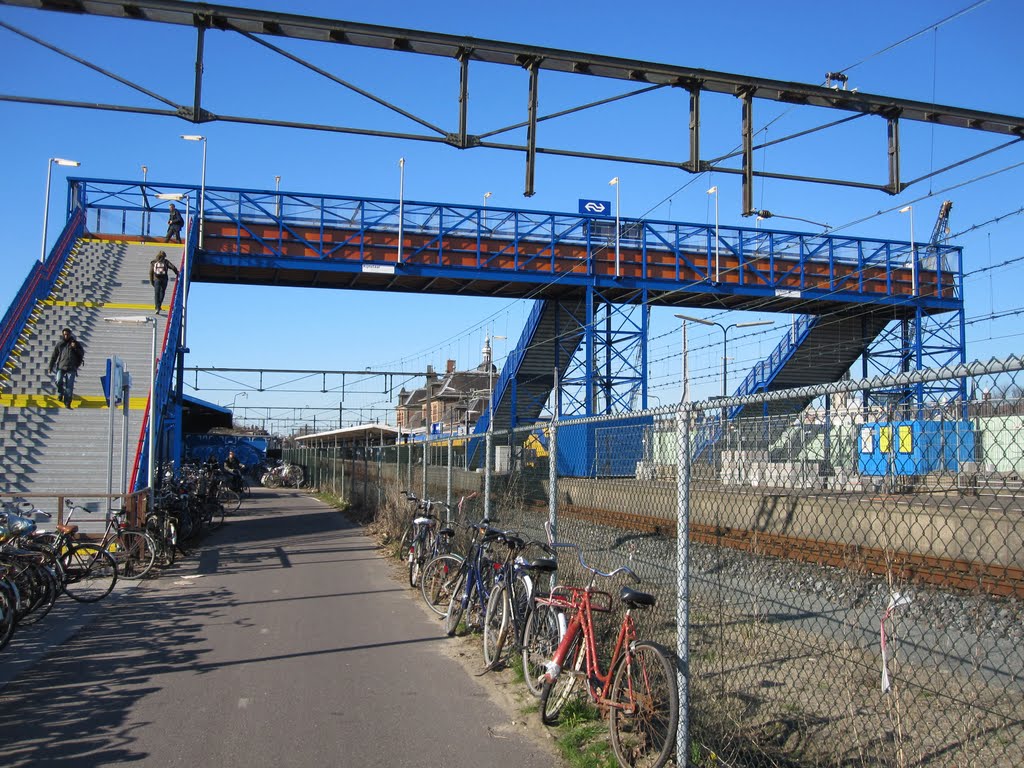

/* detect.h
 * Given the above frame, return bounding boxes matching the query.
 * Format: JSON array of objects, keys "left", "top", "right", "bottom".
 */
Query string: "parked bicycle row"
[
  {"left": 0, "top": 460, "right": 243, "bottom": 652},
  {"left": 395, "top": 490, "right": 679, "bottom": 768}
]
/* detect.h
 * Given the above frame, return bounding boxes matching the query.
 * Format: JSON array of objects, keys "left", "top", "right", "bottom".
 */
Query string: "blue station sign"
[{"left": 578, "top": 199, "right": 612, "bottom": 217}]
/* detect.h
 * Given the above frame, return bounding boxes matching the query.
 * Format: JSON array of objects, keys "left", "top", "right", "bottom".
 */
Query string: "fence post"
[
  {"left": 421, "top": 436, "right": 429, "bottom": 500},
  {"left": 484, "top": 430, "right": 493, "bottom": 520},
  {"left": 548, "top": 411, "right": 558, "bottom": 545},
  {"left": 675, "top": 403, "right": 691, "bottom": 764},
  {"left": 377, "top": 434, "right": 383, "bottom": 510},
  {"left": 446, "top": 436, "right": 454, "bottom": 519}
]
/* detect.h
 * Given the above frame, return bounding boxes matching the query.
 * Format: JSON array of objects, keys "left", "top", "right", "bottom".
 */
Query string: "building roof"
[{"left": 294, "top": 423, "right": 401, "bottom": 445}]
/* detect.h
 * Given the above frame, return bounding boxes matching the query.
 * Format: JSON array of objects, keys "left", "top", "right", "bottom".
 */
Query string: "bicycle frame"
[
  {"left": 454, "top": 528, "right": 500, "bottom": 614},
  {"left": 546, "top": 585, "right": 639, "bottom": 712}
]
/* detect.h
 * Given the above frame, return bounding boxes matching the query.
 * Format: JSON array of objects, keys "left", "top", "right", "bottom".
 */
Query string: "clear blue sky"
[{"left": 1, "top": 0, "right": 1021, "bottom": 431}]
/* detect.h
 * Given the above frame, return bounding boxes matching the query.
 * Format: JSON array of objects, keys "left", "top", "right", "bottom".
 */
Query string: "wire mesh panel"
[
  {"left": 683, "top": 363, "right": 1024, "bottom": 768},
  {"left": 354, "top": 356, "right": 1024, "bottom": 767}
]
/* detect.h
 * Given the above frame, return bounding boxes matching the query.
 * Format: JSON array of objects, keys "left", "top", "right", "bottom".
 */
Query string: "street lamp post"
[
  {"left": 484, "top": 333, "right": 506, "bottom": 520},
  {"left": 673, "top": 314, "right": 774, "bottom": 398},
  {"left": 707, "top": 185, "right": 720, "bottom": 282},
  {"left": 609, "top": 177, "right": 620, "bottom": 277},
  {"left": 398, "top": 157, "right": 406, "bottom": 263},
  {"left": 483, "top": 191, "right": 492, "bottom": 228},
  {"left": 899, "top": 205, "right": 916, "bottom": 296},
  {"left": 141, "top": 164, "right": 150, "bottom": 237},
  {"left": 230, "top": 392, "right": 248, "bottom": 424},
  {"left": 673, "top": 315, "right": 690, "bottom": 404},
  {"left": 275, "top": 174, "right": 282, "bottom": 217},
  {"left": 181, "top": 134, "right": 207, "bottom": 246},
  {"left": 104, "top": 316, "right": 158, "bottom": 507},
  {"left": 41, "top": 157, "right": 81, "bottom": 263}
]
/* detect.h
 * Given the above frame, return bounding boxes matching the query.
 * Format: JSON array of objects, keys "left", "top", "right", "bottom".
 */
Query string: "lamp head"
[
  {"left": 52, "top": 158, "right": 80, "bottom": 167},
  {"left": 609, "top": 177, "right": 619, "bottom": 186},
  {"left": 706, "top": 186, "right": 718, "bottom": 194},
  {"left": 674, "top": 313, "right": 714, "bottom": 327},
  {"left": 899, "top": 205, "right": 912, "bottom": 213},
  {"left": 181, "top": 134, "right": 205, "bottom": 142}
]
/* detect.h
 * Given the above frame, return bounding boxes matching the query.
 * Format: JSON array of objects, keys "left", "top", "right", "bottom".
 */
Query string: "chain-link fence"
[{"left": 290, "top": 355, "right": 1024, "bottom": 767}]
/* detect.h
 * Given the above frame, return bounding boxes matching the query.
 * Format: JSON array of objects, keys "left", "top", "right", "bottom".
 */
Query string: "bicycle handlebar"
[{"left": 544, "top": 521, "right": 640, "bottom": 583}]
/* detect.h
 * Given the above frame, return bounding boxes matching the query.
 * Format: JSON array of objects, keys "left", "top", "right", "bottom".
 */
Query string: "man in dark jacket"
[
  {"left": 149, "top": 250, "right": 180, "bottom": 315},
  {"left": 223, "top": 450, "right": 246, "bottom": 493},
  {"left": 165, "top": 204, "right": 184, "bottom": 243},
  {"left": 48, "top": 327, "right": 85, "bottom": 408}
]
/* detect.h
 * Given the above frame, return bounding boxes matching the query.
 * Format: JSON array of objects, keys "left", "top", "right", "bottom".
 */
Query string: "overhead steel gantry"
[
  {"left": 1, "top": 0, "right": 1022, "bottom": 206},
  {"left": 73, "top": 177, "right": 965, "bottom": 428}
]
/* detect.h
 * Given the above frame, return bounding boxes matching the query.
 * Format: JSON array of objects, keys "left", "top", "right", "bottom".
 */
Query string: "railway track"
[{"left": 559, "top": 503, "right": 1024, "bottom": 600}]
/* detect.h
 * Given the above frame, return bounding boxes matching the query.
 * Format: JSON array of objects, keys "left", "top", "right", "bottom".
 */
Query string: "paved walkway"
[{"left": 0, "top": 489, "right": 561, "bottom": 767}]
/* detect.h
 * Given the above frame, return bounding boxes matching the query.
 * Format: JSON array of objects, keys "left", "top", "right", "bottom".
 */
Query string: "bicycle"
[
  {"left": 94, "top": 506, "right": 158, "bottom": 579},
  {"left": 481, "top": 536, "right": 560, "bottom": 673},
  {"left": 32, "top": 500, "right": 118, "bottom": 603},
  {"left": 443, "top": 519, "right": 505, "bottom": 636},
  {"left": 1, "top": 505, "right": 61, "bottom": 634},
  {"left": 400, "top": 491, "right": 443, "bottom": 587},
  {"left": 538, "top": 539, "right": 678, "bottom": 768},
  {"left": 145, "top": 498, "right": 180, "bottom": 567},
  {"left": 418, "top": 492, "right": 478, "bottom": 616}
]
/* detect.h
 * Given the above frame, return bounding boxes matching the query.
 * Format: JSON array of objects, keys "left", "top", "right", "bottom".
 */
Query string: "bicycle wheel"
[
  {"left": 217, "top": 487, "right": 242, "bottom": 514},
  {"left": 111, "top": 530, "right": 157, "bottom": 579},
  {"left": 443, "top": 571, "right": 470, "bottom": 636},
  {"left": 539, "top": 631, "right": 586, "bottom": 725},
  {"left": 205, "top": 501, "right": 226, "bottom": 531},
  {"left": 62, "top": 543, "right": 118, "bottom": 602},
  {"left": 0, "top": 582, "right": 16, "bottom": 652},
  {"left": 608, "top": 641, "right": 679, "bottom": 768},
  {"left": 408, "top": 537, "right": 424, "bottom": 588},
  {"left": 522, "top": 602, "right": 566, "bottom": 698},
  {"left": 419, "top": 554, "right": 463, "bottom": 616},
  {"left": 18, "top": 562, "right": 59, "bottom": 626},
  {"left": 483, "top": 582, "right": 510, "bottom": 668}
]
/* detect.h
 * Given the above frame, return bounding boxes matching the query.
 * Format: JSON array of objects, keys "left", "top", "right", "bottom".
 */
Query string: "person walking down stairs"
[
  {"left": 149, "top": 250, "right": 179, "bottom": 315},
  {"left": 47, "top": 327, "right": 85, "bottom": 408},
  {"left": 165, "top": 203, "right": 184, "bottom": 243}
]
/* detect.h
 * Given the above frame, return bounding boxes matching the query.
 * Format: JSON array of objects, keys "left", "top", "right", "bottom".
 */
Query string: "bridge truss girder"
[{"left": 2, "top": 0, "right": 1023, "bottom": 204}]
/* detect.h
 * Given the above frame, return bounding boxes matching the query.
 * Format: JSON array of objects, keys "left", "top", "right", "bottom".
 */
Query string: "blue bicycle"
[{"left": 443, "top": 519, "right": 505, "bottom": 636}]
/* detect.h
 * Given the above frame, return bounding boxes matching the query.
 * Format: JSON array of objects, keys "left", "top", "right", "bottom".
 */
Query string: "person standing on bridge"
[
  {"left": 48, "top": 327, "right": 85, "bottom": 408},
  {"left": 165, "top": 203, "right": 184, "bottom": 243},
  {"left": 149, "top": 250, "right": 179, "bottom": 315}
]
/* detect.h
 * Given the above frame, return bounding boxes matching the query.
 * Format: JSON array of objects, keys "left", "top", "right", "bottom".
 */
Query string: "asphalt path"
[{"left": 0, "top": 489, "right": 561, "bottom": 767}]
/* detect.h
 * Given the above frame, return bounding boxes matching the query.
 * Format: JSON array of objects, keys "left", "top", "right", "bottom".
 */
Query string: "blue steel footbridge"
[{"left": 0, "top": 177, "right": 964, "bottom": 490}]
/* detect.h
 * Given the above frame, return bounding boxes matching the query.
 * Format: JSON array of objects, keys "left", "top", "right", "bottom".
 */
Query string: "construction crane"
[{"left": 925, "top": 200, "right": 954, "bottom": 269}]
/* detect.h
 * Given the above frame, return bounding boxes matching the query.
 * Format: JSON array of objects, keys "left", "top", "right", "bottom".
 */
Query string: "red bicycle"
[{"left": 539, "top": 540, "right": 678, "bottom": 768}]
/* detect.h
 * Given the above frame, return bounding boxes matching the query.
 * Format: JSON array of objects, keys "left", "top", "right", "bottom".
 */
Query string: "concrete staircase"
[{"left": 0, "top": 239, "right": 182, "bottom": 513}]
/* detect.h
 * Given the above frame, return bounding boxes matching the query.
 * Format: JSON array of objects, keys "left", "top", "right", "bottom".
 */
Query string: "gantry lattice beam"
[{"left": 3, "top": 0, "right": 1022, "bottom": 203}]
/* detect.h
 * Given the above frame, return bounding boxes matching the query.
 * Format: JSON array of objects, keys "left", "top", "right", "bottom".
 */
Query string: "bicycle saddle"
[
  {"left": 619, "top": 586, "right": 656, "bottom": 609},
  {"left": 522, "top": 557, "right": 557, "bottom": 573},
  {"left": 439, "top": 527, "right": 455, "bottom": 537}
]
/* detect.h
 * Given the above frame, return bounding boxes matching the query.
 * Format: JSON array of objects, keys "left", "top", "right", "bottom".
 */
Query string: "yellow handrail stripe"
[{"left": 40, "top": 300, "right": 155, "bottom": 310}]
